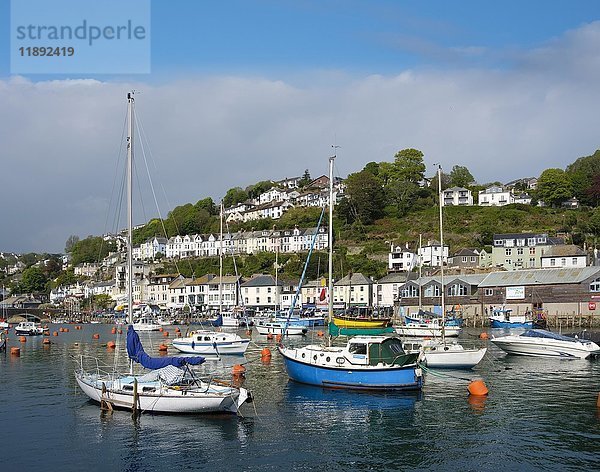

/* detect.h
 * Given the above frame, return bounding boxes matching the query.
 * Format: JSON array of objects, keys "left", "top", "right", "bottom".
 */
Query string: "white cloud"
[{"left": 2, "top": 22, "right": 600, "bottom": 253}]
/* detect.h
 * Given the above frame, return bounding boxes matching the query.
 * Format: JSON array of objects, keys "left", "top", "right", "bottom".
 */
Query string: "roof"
[
  {"left": 241, "top": 274, "right": 280, "bottom": 287},
  {"left": 540, "top": 245, "right": 587, "bottom": 258},
  {"left": 478, "top": 267, "right": 600, "bottom": 287},
  {"left": 404, "top": 274, "right": 488, "bottom": 287},
  {"left": 376, "top": 272, "right": 417, "bottom": 284},
  {"left": 335, "top": 273, "right": 373, "bottom": 286},
  {"left": 452, "top": 248, "right": 479, "bottom": 257}
]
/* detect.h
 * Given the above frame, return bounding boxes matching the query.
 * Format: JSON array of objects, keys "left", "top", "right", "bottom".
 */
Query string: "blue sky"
[{"left": 1, "top": 0, "right": 600, "bottom": 253}]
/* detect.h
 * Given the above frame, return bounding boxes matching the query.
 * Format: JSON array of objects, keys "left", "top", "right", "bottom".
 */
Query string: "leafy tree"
[
  {"left": 92, "top": 294, "right": 114, "bottom": 310},
  {"left": 65, "top": 235, "right": 80, "bottom": 253},
  {"left": 389, "top": 149, "right": 426, "bottom": 183},
  {"left": 585, "top": 174, "right": 600, "bottom": 207},
  {"left": 566, "top": 149, "right": 600, "bottom": 206},
  {"left": 195, "top": 197, "right": 217, "bottom": 216},
  {"left": 344, "top": 170, "right": 386, "bottom": 224},
  {"left": 246, "top": 181, "right": 274, "bottom": 200},
  {"left": 70, "top": 236, "right": 114, "bottom": 265},
  {"left": 223, "top": 187, "right": 249, "bottom": 208},
  {"left": 536, "top": 168, "right": 573, "bottom": 207},
  {"left": 18, "top": 266, "right": 47, "bottom": 293},
  {"left": 449, "top": 165, "right": 475, "bottom": 187},
  {"left": 588, "top": 207, "right": 600, "bottom": 236}
]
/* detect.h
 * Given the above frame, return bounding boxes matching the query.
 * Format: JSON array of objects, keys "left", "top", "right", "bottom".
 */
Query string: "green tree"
[
  {"left": 385, "top": 148, "right": 426, "bottom": 216},
  {"left": 449, "top": 165, "right": 475, "bottom": 187},
  {"left": 588, "top": 207, "right": 600, "bottom": 236},
  {"left": 344, "top": 170, "right": 386, "bottom": 224},
  {"left": 19, "top": 266, "right": 47, "bottom": 293},
  {"left": 536, "top": 168, "right": 573, "bottom": 207},
  {"left": 246, "top": 181, "right": 274, "bottom": 200},
  {"left": 222, "top": 187, "right": 249, "bottom": 208},
  {"left": 566, "top": 149, "right": 600, "bottom": 206},
  {"left": 70, "top": 236, "right": 113, "bottom": 265}
]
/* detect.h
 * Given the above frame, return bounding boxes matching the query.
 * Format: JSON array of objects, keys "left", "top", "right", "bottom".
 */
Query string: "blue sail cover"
[
  {"left": 126, "top": 325, "right": 205, "bottom": 369},
  {"left": 521, "top": 329, "right": 578, "bottom": 343}
]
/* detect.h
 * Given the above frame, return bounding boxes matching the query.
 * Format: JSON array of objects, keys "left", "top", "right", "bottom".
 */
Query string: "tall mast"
[
  {"left": 438, "top": 165, "right": 446, "bottom": 343},
  {"left": 418, "top": 234, "right": 422, "bottom": 310},
  {"left": 219, "top": 201, "right": 223, "bottom": 313},
  {"left": 328, "top": 154, "right": 335, "bottom": 326},
  {"left": 127, "top": 92, "right": 134, "bottom": 326}
]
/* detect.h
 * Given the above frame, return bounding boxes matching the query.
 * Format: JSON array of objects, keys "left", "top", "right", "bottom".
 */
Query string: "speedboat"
[
  {"left": 171, "top": 330, "right": 250, "bottom": 355},
  {"left": 279, "top": 335, "right": 423, "bottom": 391},
  {"left": 491, "top": 329, "right": 600, "bottom": 359},
  {"left": 14, "top": 321, "right": 48, "bottom": 336},
  {"left": 489, "top": 307, "right": 533, "bottom": 329}
]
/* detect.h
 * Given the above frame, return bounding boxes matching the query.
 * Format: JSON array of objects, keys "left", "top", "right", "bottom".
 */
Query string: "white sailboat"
[
  {"left": 414, "top": 165, "right": 486, "bottom": 369},
  {"left": 75, "top": 92, "right": 251, "bottom": 414}
]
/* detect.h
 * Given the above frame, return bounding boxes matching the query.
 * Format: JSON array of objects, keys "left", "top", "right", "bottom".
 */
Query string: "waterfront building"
[{"left": 491, "top": 232, "right": 565, "bottom": 270}]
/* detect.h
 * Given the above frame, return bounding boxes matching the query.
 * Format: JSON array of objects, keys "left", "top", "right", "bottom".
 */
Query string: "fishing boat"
[
  {"left": 14, "top": 321, "right": 48, "bottom": 336},
  {"left": 491, "top": 329, "right": 600, "bottom": 359},
  {"left": 332, "top": 306, "right": 392, "bottom": 328},
  {"left": 171, "top": 329, "right": 250, "bottom": 355},
  {"left": 75, "top": 92, "right": 251, "bottom": 415},
  {"left": 489, "top": 306, "right": 533, "bottom": 329},
  {"left": 278, "top": 155, "right": 423, "bottom": 391}
]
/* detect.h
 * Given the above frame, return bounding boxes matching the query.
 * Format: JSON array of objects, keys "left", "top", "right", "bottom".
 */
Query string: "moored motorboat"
[
  {"left": 14, "top": 321, "right": 48, "bottom": 336},
  {"left": 279, "top": 334, "right": 423, "bottom": 390},
  {"left": 403, "top": 339, "right": 487, "bottom": 369},
  {"left": 132, "top": 316, "right": 162, "bottom": 331},
  {"left": 395, "top": 319, "right": 462, "bottom": 338},
  {"left": 171, "top": 329, "right": 250, "bottom": 355},
  {"left": 491, "top": 329, "right": 600, "bottom": 359},
  {"left": 489, "top": 307, "right": 533, "bottom": 329}
]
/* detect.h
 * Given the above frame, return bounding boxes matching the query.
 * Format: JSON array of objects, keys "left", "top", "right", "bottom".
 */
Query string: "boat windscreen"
[{"left": 521, "top": 329, "right": 578, "bottom": 343}]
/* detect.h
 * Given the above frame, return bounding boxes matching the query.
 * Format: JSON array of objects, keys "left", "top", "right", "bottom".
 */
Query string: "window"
[
  {"left": 448, "top": 283, "right": 467, "bottom": 296},
  {"left": 267, "top": 287, "right": 272, "bottom": 293},
  {"left": 591, "top": 278, "right": 600, "bottom": 292},
  {"left": 550, "top": 258, "right": 556, "bottom": 267},
  {"left": 505, "top": 248, "right": 512, "bottom": 256},
  {"left": 485, "top": 288, "right": 494, "bottom": 296},
  {"left": 517, "top": 248, "right": 524, "bottom": 255},
  {"left": 401, "top": 285, "right": 419, "bottom": 298},
  {"left": 529, "top": 258, "right": 536, "bottom": 267},
  {"left": 529, "top": 247, "right": 536, "bottom": 255},
  {"left": 424, "top": 285, "right": 441, "bottom": 297},
  {"left": 572, "top": 258, "right": 578, "bottom": 265},
  {"left": 256, "top": 297, "right": 260, "bottom": 304},
  {"left": 561, "top": 258, "right": 566, "bottom": 266}
]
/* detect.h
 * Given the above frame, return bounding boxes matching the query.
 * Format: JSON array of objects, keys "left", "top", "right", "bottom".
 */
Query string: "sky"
[{"left": 1, "top": 0, "right": 600, "bottom": 254}]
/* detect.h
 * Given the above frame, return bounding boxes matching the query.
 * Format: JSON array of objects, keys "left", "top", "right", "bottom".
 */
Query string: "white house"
[
  {"left": 478, "top": 186, "right": 514, "bottom": 206},
  {"left": 418, "top": 241, "right": 449, "bottom": 267},
  {"left": 389, "top": 245, "right": 418, "bottom": 272},
  {"left": 373, "top": 272, "right": 415, "bottom": 307},
  {"left": 442, "top": 187, "right": 473, "bottom": 206},
  {"left": 540, "top": 245, "right": 588, "bottom": 268}
]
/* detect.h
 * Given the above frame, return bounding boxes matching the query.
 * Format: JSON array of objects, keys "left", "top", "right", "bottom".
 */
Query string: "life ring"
[{"left": 336, "top": 357, "right": 345, "bottom": 365}]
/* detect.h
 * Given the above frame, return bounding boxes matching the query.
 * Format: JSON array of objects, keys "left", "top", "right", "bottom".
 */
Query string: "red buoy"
[{"left": 468, "top": 379, "right": 489, "bottom": 396}]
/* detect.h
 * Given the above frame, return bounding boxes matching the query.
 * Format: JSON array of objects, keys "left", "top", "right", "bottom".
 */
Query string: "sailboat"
[
  {"left": 278, "top": 155, "right": 423, "bottom": 391},
  {"left": 410, "top": 165, "right": 486, "bottom": 369},
  {"left": 75, "top": 92, "right": 251, "bottom": 414}
]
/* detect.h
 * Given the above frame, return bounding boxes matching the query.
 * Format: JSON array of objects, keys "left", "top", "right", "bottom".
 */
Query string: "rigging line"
[
  {"left": 282, "top": 205, "right": 326, "bottom": 342},
  {"left": 134, "top": 105, "right": 186, "bottom": 276},
  {"left": 100, "top": 108, "right": 128, "bottom": 263},
  {"left": 418, "top": 363, "right": 476, "bottom": 382}
]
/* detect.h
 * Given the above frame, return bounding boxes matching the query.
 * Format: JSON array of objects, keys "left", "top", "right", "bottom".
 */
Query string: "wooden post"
[
  {"left": 100, "top": 382, "right": 113, "bottom": 413},
  {"left": 131, "top": 378, "right": 139, "bottom": 419}
]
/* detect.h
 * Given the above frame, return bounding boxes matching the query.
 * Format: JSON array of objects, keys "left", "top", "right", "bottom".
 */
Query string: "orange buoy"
[
  {"left": 10, "top": 347, "right": 20, "bottom": 356},
  {"left": 107, "top": 341, "right": 116, "bottom": 349},
  {"left": 479, "top": 332, "right": 490, "bottom": 340},
  {"left": 53, "top": 331, "right": 58, "bottom": 336},
  {"left": 261, "top": 348, "right": 272, "bottom": 359},
  {"left": 59, "top": 327, "right": 64, "bottom": 332},
  {"left": 158, "top": 343, "right": 168, "bottom": 352},
  {"left": 159, "top": 327, "right": 164, "bottom": 332},
  {"left": 163, "top": 331, "right": 169, "bottom": 337},
  {"left": 246, "top": 329, "right": 252, "bottom": 336},
  {"left": 275, "top": 334, "right": 282, "bottom": 343},
  {"left": 468, "top": 379, "right": 489, "bottom": 396},
  {"left": 317, "top": 331, "right": 324, "bottom": 337},
  {"left": 19, "top": 336, "right": 26, "bottom": 343},
  {"left": 266, "top": 333, "right": 274, "bottom": 340},
  {"left": 64, "top": 328, "right": 69, "bottom": 332},
  {"left": 111, "top": 327, "right": 117, "bottom": 334},
  {"left": 43, "top": 338, "right": 51, "bottom": 345},
  {"left": 232, "top": 364, "right": 246, "bottom": 375},
  {"left": 118, "top": 329, "right": 123, "bottom": 334},
  {"left": 92, "top": 333, "right": 100, "bottom": 339}
]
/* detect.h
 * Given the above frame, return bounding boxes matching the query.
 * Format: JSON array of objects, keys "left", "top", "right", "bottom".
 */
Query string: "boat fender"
[{"left": 336, "top": 357, "right": 345, "bottom": 365}]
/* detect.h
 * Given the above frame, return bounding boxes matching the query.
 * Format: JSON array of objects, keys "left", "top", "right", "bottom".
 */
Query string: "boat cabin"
[{"left": 346, "top": 336, "right": 419, "bottom": 367}]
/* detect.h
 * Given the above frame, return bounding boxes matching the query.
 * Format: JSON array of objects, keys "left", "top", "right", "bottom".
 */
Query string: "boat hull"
[
  {"left": 489, "top": 319, "right": 533, "bottom": 329},
  {"left": 171, "top": 338, "right": 250, "bottom": 355},
  {"left": 255, "top": 323, "right": 307, "bottom": 336},
  {"left": 279, "top": 347, "right": 422, "bottom": 391},
  {"left": 491, "top": 338, "right": 599, "bottom": 359},
  {"left": 75, "top": 372, "right": 247, "bottom": 414},
  {"left": 395, "top": 325, "right": 462, "bottom": 337},
  {"left": 423, "top": 347, "right": 487, "bottom": 369},
  {"left": 332, "top": 316, "right": 390, "bottom": 328}
]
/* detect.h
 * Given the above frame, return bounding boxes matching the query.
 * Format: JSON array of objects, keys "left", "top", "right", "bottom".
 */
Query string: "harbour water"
[{"left": 1, "top": 324, "right": 599, "bottom": 472}]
